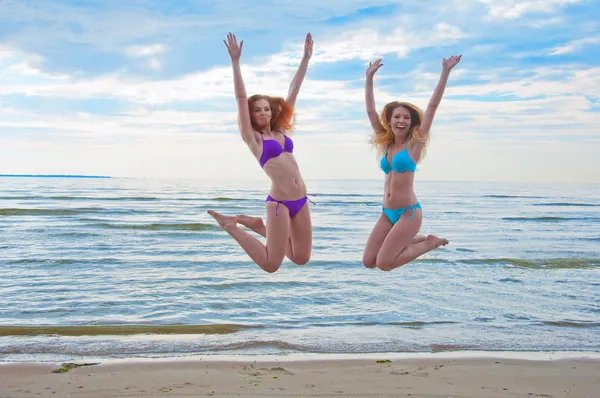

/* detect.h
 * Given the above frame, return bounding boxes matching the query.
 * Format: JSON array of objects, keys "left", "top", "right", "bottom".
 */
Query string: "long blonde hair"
[{"left": 370, "top": 101, "right": 429, "bottom": 159}]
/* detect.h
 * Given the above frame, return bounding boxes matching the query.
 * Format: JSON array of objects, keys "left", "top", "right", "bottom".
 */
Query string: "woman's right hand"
[
  {"left": 366, "top": 58, "right": 383, "bottom": 78},
  {"left": 223, "top": 32, "right": 243, "bottom": 62}
]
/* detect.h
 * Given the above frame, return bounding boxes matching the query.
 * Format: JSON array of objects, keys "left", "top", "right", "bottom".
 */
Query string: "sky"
[{"left": 0, "top": 0, "right": 599, "bottom": 183}]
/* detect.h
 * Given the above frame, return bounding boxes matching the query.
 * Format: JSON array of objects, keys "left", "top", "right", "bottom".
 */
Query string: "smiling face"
[
  {"left": 250, "top": 98, "right": 272, "bottom": 130},
  {"left": 389, "top": 106, "right": 412, "bottom": 136}
]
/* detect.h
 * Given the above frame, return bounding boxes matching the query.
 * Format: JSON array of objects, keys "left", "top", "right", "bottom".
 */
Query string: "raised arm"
[
  {"left": 419, "top": 55, "right": 461, "bottom": 139},
  {"left": 365, "top": 59, "right": 384, "bottom": 132},
  {"left": 286, "top": 33, "right": 313, "bottom": 108},
  {"left": 224, "top": 32, "right": 257, "bottom": 146}
]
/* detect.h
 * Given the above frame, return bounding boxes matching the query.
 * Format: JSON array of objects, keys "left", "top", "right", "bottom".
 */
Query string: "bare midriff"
[
  {"left": 382, "top": 171, "right": 417, "bottom": 209},
  {"left": 263, "top": 153, "right": 307, "bottom": 200}
]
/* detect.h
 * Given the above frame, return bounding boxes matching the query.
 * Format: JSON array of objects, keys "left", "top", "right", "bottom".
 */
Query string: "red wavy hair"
[{"left": 247, "top": 94, "right": 295, "bottom": 134}]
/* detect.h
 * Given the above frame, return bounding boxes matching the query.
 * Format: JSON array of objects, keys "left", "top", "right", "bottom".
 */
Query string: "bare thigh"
[
  {"left": 376, "top": 208, "right": 423, "bottom": 269},
  {"left": 288, "top": 201, "right": 312, "bottom": 265},
  {"left": 362, "top": 213, "right": 393, "bottom": 268},
  {"left": 264, "top": 201, "right": 291, "bottom": 269}
]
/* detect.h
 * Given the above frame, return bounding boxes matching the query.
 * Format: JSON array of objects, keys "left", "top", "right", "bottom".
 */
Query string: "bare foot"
[
  {"left": 237, "top": 215, "right": 265, "bottom": 231},
  {"left": 426, "top": 234, "right": 449, "bottom": 249},
  {"left": 207, "top": 210, "right": 237, "bottom": 231},
  {"left": 411, "top": 234, "right": 427, "bottom": 244}
]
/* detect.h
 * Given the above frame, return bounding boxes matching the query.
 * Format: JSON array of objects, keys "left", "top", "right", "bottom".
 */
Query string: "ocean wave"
[
  {"left": 87, "top": 222, "right": 220, "bottom": 231},
  {"left": 6, "top": 259, "right": 80, "bottom": 265},
  {"left": 5, "top": 258, "right": 124, "bottom": 265},
  {"left": 460, "top": 258, "right": 600, "bottom": 268},
  {"left": 532, "top": 202, "right": 600, "bottom": 207},
  {"left": 0, "top": 324, "right": 261, "bottom": 337},
  {"left": 0, "top": 208, "right": 103, "bottom": 216},
  {"left": 541, "top": 321, "right": 600, "bottom": 328},
  {"left": 502, "top": 216, "right": 593, "bottom": 222},
  {"left": 320, "top": 201, "right": 380, "bottom": 206},
  {"left": 313, "top": 193, "right": 375, "bottom": 198},
  {"left": 307, "top": 321, "right": 458, "bottom": 328},
  {"left": 483, "top": 195, "right": 545, "bottom": 199},
  {"left": 0, "top": 195, "right": 255, "bottom": 202}
]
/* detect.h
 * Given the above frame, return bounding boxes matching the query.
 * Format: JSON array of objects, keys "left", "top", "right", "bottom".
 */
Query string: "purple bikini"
[{"left": 259, "top": 133, "right": 313, "bottom": 218}]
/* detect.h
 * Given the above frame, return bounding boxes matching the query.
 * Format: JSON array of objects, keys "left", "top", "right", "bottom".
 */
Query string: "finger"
[{"left": 240, "top": 40, "right": 244, "bottom": 51}]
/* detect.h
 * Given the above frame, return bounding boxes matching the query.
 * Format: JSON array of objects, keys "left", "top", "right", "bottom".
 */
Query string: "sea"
[{"left": 1, "top": 177, "right": 599, "bottom": 362}]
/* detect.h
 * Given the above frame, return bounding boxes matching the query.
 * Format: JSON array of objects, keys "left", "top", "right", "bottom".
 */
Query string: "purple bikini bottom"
[{"left": 265, "top": 195, "right": 315, "bottom": 218}]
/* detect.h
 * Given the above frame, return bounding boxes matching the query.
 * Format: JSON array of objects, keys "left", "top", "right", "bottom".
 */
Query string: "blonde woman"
[{"left": 362, "top": 55, "right": 461, "bottom": 271}]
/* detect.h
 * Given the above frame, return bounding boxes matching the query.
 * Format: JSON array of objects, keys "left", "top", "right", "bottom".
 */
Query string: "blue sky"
[{"left": 1, "top": 0, "right": 599, "bottom": 183}]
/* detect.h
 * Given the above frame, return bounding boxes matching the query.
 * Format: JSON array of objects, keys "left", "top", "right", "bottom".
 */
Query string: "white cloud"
[
  {"left": 124, "top": 44, "right": 168, "bottom": 71},
  {"left": 125, "top": 44, "right": 168, "bottom": 57},
  {"left": 273, "top": 23, "right": 466, "bottom": 65},
  {"left": 550, "top": 36, "right": 600, "bottom": 55},
  {"left": 530, "top": 16, "right": 563, "bottom": 28},
  {"left": 0, "top": 22, "right": 466, "bottom": 104},
  {"left": 1, "top": 0, "right": 599, "bottom": 183},
  {"left": 0, "top": 45, "right": 16, "bottom": 60},
  {"left": 148, "top": 57, "right": 162, "bottom": 71},
  {"left": 0, "top": 45, "right": 69, "bottom": 80},
  {"left": 446, "top": 66, "right": 600, "bottom": 100},
  {"left": 477, "top": 0, "right": 581, "bottom": 20}
]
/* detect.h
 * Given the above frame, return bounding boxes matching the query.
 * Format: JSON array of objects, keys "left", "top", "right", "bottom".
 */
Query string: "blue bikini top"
[{"left": 380, "top": 141, "right": 417, "bottom": 174}]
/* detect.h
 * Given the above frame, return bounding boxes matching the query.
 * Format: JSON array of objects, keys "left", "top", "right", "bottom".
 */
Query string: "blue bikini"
[{"left": 380, "top": 141, "right": 422, "bottom": 224}]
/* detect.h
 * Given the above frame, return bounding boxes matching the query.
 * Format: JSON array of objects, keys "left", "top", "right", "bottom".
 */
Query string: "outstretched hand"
[
  {"left": 366, "top": 59, "right": 383, "bottom": 78},
  {"left": 442, "top": 55, "right": 461, "bottom": 71},
  {"left": 224, "top": 32, "right": 243, "bottom": 61},
  {"left": 303, "top": 33, "right": 313, "bottom": 60}
]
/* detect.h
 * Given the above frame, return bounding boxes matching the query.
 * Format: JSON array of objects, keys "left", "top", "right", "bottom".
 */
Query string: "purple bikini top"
[{"left": 259, "top": 133, "right": 294, "bottom": 168}]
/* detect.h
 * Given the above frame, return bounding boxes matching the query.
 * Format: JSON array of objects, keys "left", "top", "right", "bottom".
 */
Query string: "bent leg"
[
  {"left": 237, "top": 214, "right": 297, "bottom": 261},
  {"left": 389, "top": 234, "right": 449, "bottom": 269},
  {"left": 208, "top": 203, "right": 289, "bottom": 273},
  {"left": 412, "top": 234, "right": 427, "bottom": 244},
  {"left": 362, "top": 213, "right": 393, "bottom": 268},
  {"left": 376, "top": 209, "right": 448, "bottom": 271},
  {"left": 237, "top": 215, "right": 266, "bottom": 236},
  {"left": 287, "top": 202, "right": 312, "bottom": 265},
  {"left": 375, "top": 208, "right": 423, "bottom": 271}
]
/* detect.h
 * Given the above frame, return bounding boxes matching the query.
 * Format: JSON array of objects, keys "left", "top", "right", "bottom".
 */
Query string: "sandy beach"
[{"left": 1, "top": 354, "right": 599, "bottom": 397}]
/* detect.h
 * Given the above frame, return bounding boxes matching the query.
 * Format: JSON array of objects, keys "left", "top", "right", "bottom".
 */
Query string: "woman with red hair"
[
  {"left": 208, "top": 32, "right": 314, "bottom": 273},
  {"left": 362, "top": 55, "right": 462, "bottom": 271}
]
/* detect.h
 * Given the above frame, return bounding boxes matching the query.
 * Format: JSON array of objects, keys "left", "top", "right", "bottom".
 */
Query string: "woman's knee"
[
  {"left": 362, "top": 252, "right": 378, "bottom": 268},
  {"left": 375, "top": 252, "right": 398, "bottom": 271},
  {"left": 261, "top": 259, "right": 283, "bottom": 273},
  {"left": 291, "top": 252, "right": 311, "bottom": 266}
]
